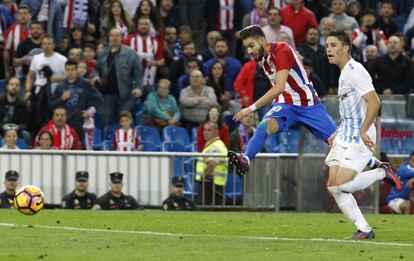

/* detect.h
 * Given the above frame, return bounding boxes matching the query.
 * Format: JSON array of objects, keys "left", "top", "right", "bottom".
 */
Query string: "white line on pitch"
[{"left": 0, "top": 222, "right": 412, "bottom": 247}]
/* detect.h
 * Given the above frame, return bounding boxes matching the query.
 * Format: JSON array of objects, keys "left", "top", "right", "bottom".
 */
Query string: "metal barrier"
[{"left": 0, "top": 150, "right": 405, "bottom": 211}]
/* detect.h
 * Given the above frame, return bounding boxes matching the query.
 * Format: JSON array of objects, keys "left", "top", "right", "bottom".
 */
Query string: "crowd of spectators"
[{"left": 0, "top": 0, "right": 413, "bottom": 152}]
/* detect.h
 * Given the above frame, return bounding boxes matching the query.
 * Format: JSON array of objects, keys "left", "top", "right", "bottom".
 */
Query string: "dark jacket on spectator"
[
  {"left": 0, "top": 94, "right": 29, "bottom": 131},
  {"left": 93, "top": 46, "right": 142, "bottom": 100},
  {"left": 368, "top": 54, "right": 414, "bottom": 94},
  {"left": 50, "top": 77, "right": 103, "bottom": 134}
]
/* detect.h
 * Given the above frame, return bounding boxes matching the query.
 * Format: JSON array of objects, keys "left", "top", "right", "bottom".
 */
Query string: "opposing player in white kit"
[{"left": 325, "top": 31, "right": 402, "bottom": 239}]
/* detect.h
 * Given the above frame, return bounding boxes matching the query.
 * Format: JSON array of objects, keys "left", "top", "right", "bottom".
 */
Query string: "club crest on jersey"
[{"left": 272, "top": 106, "right": 282, "bottom": 112}]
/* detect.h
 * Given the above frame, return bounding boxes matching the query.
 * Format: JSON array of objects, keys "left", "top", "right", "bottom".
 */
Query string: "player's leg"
[{"left": 388, "top": 198, "right": 407, "bottom": 214}]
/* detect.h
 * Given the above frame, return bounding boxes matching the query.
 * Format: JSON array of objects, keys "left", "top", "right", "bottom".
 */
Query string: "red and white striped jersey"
[
  {"left": 113, "top": 128, "right": 141, "bottom": 151},
  {"left": 5, "top": 23, "right": 29, "bottom": 53},
  {"left": 217, "top": 0, "right": 234, "bottom": 31},
  {"left": 261, "top": 42, "right": 320, "bottom": 106},
  {"left": 123, "top": 34, "right": 164, "bottom": 85}
]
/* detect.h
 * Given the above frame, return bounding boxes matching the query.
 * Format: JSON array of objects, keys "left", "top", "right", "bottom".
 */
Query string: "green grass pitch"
[{"left": 1, "top": 210, "right": 413, "bottom": 260}]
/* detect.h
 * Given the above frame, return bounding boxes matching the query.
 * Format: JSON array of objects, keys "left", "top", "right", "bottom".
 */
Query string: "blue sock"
[{"left": 244, "top": 127, "right": 268, "bottom": 162}]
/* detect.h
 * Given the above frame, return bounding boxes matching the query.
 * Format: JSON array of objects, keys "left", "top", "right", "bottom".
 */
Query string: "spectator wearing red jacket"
[
  {"left": 197, "top": 105, "right": 229, "bottom": 151},
  {"left": 33, "top": 107, "right": 82, "bottom": 150},
  {"left": 281, "top": 0, "right": 318, "bottom": 47}
]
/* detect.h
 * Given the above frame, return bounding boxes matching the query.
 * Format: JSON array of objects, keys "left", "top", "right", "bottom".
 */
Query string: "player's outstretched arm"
[
  {"left": 360, "top": 90, "right": 381, "bottom": 150},
  {"left": 233, "top": 70, "right": 288, "bottom": 122}
]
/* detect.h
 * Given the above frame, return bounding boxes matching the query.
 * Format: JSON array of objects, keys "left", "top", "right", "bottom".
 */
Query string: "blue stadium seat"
[
  {"left": 163, "top": 126, "right": 190, "bottom": 144},
  {"left": 102, "top": 140, "right": 113, "bottom": 151},
  {"left": 136, "top": 125, "right": 162, "bottom": 151},
  {"left": 135, "top": 111, "right": 143, "bottom": 125},
  {"left": 92, "top": 128, "right": 103, "bottom": 150},
  {"left": 162, "top": 141, "right": 186, "bottom": 152},
  {"left": 183, "top": 157, "right": 198, "bottom": 198},
  {"left": 94, "top": 112, "right": 104, "bottom": 129},
  {"left": 381, "top": 138, "right": 395, "bottom": 154},
  {"left": 188, "top": 141, "right": 199, "bottom": 152},
  {"left": 277, "top": 143, "right": 298, "bottom": 153},
  {"left": 265, "top": 135, "right": 279, "bottom": 153},
  {"left": 0, "top": 80, "right": 7, "bottom": 94},
  {"left": 16, "top": 139, "right": 28, "bottom": 149},
  {"left": 396, "top": 147, "right": 411, "bottom": 155},
  {"left": 225, "top": 173, "right": 242, "bottom": 201},
  {"left": 223, "top": 114, "right": 238, "bottom": 130},
  {"left": 103, "top": 123, "right": 121, "bottom": 140},
  {"left": 140, "top": 141, "right": 158, "bottom": 151}
]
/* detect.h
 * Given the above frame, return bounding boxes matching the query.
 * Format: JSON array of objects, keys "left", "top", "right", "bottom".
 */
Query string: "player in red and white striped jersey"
[
  {"left": 112, "top": 111, "right": 142, "bottom": 151},
  {"left": 123, "top": 17, "right": 164, "bottom": 86},
  {"left": 3, "top": 5, "right": 31, "bottom": 79},
  {"left": 228, "top": 25, "right": 337, "bottom": 176}
]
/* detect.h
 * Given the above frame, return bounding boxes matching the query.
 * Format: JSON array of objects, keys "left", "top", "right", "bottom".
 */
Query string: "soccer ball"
[{"left": 14, "top": 185, "right": 44, "bottom": 215}]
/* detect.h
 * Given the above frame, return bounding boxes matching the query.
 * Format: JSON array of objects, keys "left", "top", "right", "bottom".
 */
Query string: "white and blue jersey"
[{"left": 335, "top": 58, "right": 376, "bottom": 146}]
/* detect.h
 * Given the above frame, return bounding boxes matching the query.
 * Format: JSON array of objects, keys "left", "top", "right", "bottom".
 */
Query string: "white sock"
[
  {"left": 243, "top": 155, "right": 250, "bottom": 165},
  {"left": 338, "top": 169, "right": 386, "bottom": 193},
  {"left": 328, "top": 186, "right": 371, "bottom": 233}
]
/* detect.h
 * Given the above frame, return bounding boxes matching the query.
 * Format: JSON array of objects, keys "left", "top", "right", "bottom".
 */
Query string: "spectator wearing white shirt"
[{"left": 262, "top": 7, "right": 295, "bottom": 48}]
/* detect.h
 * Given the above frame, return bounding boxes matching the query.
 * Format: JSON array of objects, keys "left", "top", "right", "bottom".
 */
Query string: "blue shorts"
[{"left": 262, "top": 103, "right": 336, "bottom": 142}]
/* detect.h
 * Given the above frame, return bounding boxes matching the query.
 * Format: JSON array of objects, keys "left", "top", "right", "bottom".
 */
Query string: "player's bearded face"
[{"left": 243, "top": 38, "right": 265, "bottom": 62}]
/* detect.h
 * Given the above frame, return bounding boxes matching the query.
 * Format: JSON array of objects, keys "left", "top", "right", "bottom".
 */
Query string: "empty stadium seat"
[
  {"left": 277, "top": 143, "right": 298, "bottom": 153},
  {"left": 102, "top": 140, "right": 113, "bottom": 151},
  {"left": 135, "top": 111, "right": 143, "bottom": 125},
  {"left": 140, "top": 141, "right": 158, "bottom": 151},
  {"left": 163, "top": 126, "right": 190, "bottom": 145},
  {"left": 16, "top": 139, "right": 28, "bottom": 149},
  {"left": 0, "top": 80, "right": 7, "bottom": 93},
  {"left": 265, "top": 135, "right": 279, "bottom": 153},
  {"left": 92, "top": 128, "right": 103, "bottom": 150},
  {"left": 162, "top": 141, "right": 186, "bottom": 152},
  {"left": 103, "top": 123, "right": 121, "bottom": 140},
  {"left": 191, "top": 127, "right": 198, "bottom": 142},
  {"left": 183, "top": 157, "right": 198, "bottom": 198},
  {"left": 136, "top": 125, "right": 162, "bottom": 151}
]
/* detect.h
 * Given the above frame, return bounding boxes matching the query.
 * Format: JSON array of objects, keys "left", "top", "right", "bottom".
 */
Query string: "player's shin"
[{"left": 244, "top": 127, "right": 268, "bottom": 162}]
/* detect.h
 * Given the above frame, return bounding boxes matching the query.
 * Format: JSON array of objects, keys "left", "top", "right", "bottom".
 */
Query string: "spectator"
[
  {"left": 82, "top": 44, "right": 97, "bottom": 75},
  {"left": 25, "top": 34, "right": 67, "bottom": 99},
  {"left": 234, "top": 59, "right": 271, "bottom": 119},
  {"left": 13, "top": 20, "right": 44, "bottom": 80},
  {"left": 120, "top": 0, "right": 142, "bottom": 18},
  {"left": 346, "top": 0, "right": 362, "bottom": 23},
  {"left": 374, "top": 0, "right": 399, "bottom": 39},
  {"left": 58, "top": 34, "right": 71, "bottom": 57},
  {"left": 158, "top": 0, "right": 180, "bottom": 28},
  {"left": 21, "top": 0, "right": 63, "bottom": 45},
  {"left": 0, "top": 124, "right": 19, "bottom": 150},
  {"left": 62, "top": 171, "right": 98, "bottom": 209},
  {"left": 77, "top": 61, "right": 89, "bottom": 78},
  {"left": 93, "top": 172, "right": 141, "bottom": 210},
  {"left": 200, "top": 30, "right": 222, "bottom": 62},
  {"left": 162, "top": 176, "right": 197, "bottom": 211},
  {"left": 179, "top": 0, "right": 208, "bottom": 49},
  {"left": 364, "top": 45, "right": 379, "bottom": 68},
  {"left": 197, "top": 105, "right": 230, "bottom": 151},
  {"left": 281, "top": 0, "right": 317, "bottom": 47},
  {"left": 61, "top": 0, "right": 95, "bottom": 32},
  {"left": 179, "top": 70, "right": 218, "bottom": 133},
  {"left": 326, "top": 0, "right": 359, "bottom": 31},
  {"left": 302, "top": 58, "right": 325, "bottom": 97},
  {"left": 33, "top": 107, "right": 82, "bottom": 150},
  {"left": 176, "top": 25, "right": 193, "bottom": 57},
  {"left": 205, "top": 62, "right": 234, "bottom": 114},
  {"left": 100, "top": 0, "right": 133, "bottom": 42},
  {"left": 33, "top": 130, "right": 55, "bottom": 149},
  {"left": 203, "top": 39, "right": 242, "bottom": 94},
  {"left": 142, "top": 79, "right": 180, "bottom": 128},
  {"left": 0, "top": 1, "right": 16, "bottom": 28},
  {"left": 178, "top": 57, "right": 201, "bottom": 91},
  {"left": 68, "top": 27, "right": 85, "bottom": 49},
  {"left": 394, "top": 32, "right": 412, "bottom": 57},
  {"left": 169, "top": 40, "right": 203, "bottom": 100},
  {"left": 67, "top": 48, "right": 82, "bottom": 64},
  {"left": 298, "top": 27, "right": 330, "bottom": 96},
  {"left": 92, "top": 28, "right": 142, "bottom": 125},
  {"left": 3, "top": 5, "right": 31, "bottom": 80},
  {"left": 0, "top": 77, "right": 30, "bottom": 145},
  {"left": 229, "top": 111, "right": 256, "bottom": 153},
  {"left": 319, "top": 17, "right": 334, "bottom": 46},
  {"left": 262, "top": 7, "right": 295, "bottom": 48},
  {"left": 242, "top": 0, "right": 269, "bottom": 28},
  {"left": 0, "top": 170, "right": 18, "bottom": 208},
  {"left": 50, "top": 60, "right": 103, "bottom": 141},
  {"left": 344, "top": 26, "right": 363, "bottom": 63},
  {"left": 133, "top": 0, "right": 163, "bottom": 39},
  {"left": 123, "top": 17, "right": 164, "bottom": 86},
  {"left": 368, "top": 36, "right": 414, "bottom": 95},
  {"left": 163, "top": 26, "right": 180, "bottom": 69},
  {"left": 195, "top": 121, "right": 228, "bottom": 206},
  {"left": 387, "top": 151, "right": 414, "bottom": 214},
  {"left": 112, "top": 111, "right": 142, "bottom": 151},
  {"left": 352, "top": 9, "right": 388, "bottom": 61}
]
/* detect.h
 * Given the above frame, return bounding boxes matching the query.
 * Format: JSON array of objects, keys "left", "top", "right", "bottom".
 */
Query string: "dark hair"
[
  {"left": 41, "top": 34, "right": 55, "bottom": 43},
  {"left": 53, "top": 106, "right": 67, "bottom": 114},
  {"left": 361, "top": 9, "right": 377, "bottom": 18},
  {"left": 65, "top": 60, "right": 78, "bottom": 68},
  {"left": 206, "top": 62, "right": 226, "bottom": 105},
  {"left": 239, "top": 25, "right": 266, "bottom": 41},
  {"left": 39, "top": 131, "right": 54, "bottom": 146},
  {"left": 381, "top": 0, "right": 393, "bottom": 7},
  {"left": 410, "top": 151, "right": 414, "bottom": 158},
  {"left": 268, "top": 6, "right": 281, "bottom": 13},
  {"left": 83, "top": 43, "right": 96, "bottom": 51},
  {"left": 215, "top": 38, "right": 229, "bottom": 47},
  {"left": 178, "top": 25, "right": 192, "bottom": 34},
  {"left": 203, "top": 104, "right": 224, "bottom": 127},
  {"left": 18, "top": 5, "right": 30, "bottom": 12},
  {"left": 307, "top": 26, "right": 319, "bottom": 33},
  {"left": 108, "top": 1, "right": 130, "bottom": 32},
  {"left": 182, "top": 40, "right": 195, "bottom": 48},
  {"left": 119, "top": 111, "right": 133, "bottom": 120},
  {"left": 185, "top": 57, "right": 199, "bottom": 67},
  {"left": 133, "top": 0, "right": 161, "bottom": 30},
  {"left": 30, "top": 20, "right": 43, "bottom": 27},
  {"left": 302, "top": 57, "right": 313, "bottom": 68},
  {"left": 328, "top": 31, "right": 351, "bottom": 53}
]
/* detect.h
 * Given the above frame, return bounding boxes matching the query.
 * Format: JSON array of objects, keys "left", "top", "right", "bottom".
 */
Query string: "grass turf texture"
[{"left": 1, "top": 210, "right": 413, "bottom": 260}]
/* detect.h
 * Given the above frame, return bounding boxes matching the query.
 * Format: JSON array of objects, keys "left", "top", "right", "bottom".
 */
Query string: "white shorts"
[
  {"left": 325, "top": 142, "right": 372, "bottom": 173},
  {"left": 388, "top": 198, "right": 408, "bottom": 214}
]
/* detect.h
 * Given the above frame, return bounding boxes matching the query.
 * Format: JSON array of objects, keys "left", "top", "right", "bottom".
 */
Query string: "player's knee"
[{"left": 258, "top": 118, "right": 279, "bottom": 135}]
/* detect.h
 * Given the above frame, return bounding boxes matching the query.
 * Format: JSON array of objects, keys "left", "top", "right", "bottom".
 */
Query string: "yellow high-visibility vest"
[{"left": 196, "top": 139, "right": 228, "bottom": 186}]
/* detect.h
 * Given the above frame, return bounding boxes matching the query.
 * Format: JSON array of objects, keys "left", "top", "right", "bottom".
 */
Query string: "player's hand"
[
  {"left": 361, "top": 132, "right": 375, "bottom": 151},
  {"left": 233, "top": 107, "right": 252, "bottom": 122},
  {"left": 328, "top": 132, "right": 336, "bottom": 146}
]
